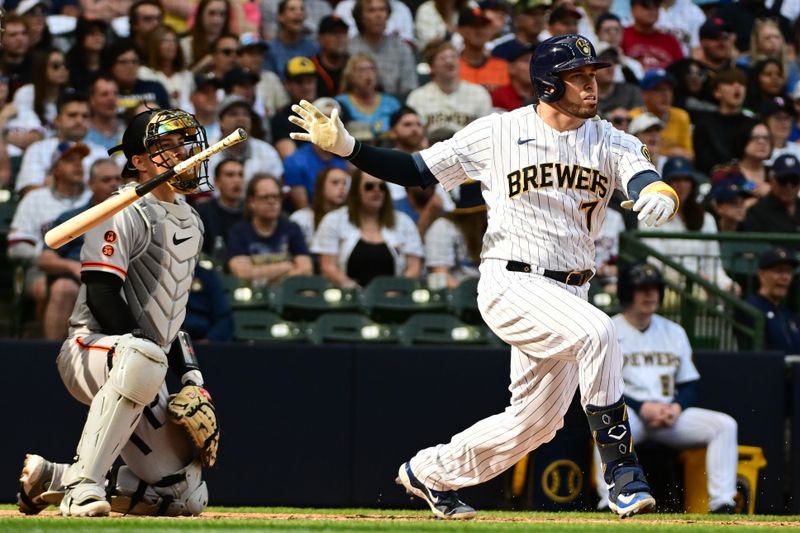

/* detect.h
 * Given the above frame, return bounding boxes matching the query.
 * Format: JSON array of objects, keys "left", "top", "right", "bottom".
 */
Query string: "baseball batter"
[
  {"left": 17, "top": 109, "right": 220, "bottom": 517},
  {"left": 593, "top": 263, "right": 739, "bottom": 514},
  {"left": 289, "top": 33, "right": 680, "bottom": 519}
]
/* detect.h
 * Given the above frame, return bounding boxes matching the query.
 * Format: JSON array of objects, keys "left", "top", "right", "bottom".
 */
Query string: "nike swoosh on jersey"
[
  {"left": 517, "top": 137, "right": 535, "bottom": 145},
  {"left": 173, "top": 234, "right": 193, "bottom": 245}
]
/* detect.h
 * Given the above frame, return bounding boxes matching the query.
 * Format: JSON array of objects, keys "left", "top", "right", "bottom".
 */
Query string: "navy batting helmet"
[
  {"left": 530, "top": 34, "right": 610, "bottom": 103},
  {"left": 617, "top": 262, "right": 665, "bottom": 307}
]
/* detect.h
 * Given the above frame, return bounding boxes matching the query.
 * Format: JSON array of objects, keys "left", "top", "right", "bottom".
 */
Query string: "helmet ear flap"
[{"left": 536, "top": 75, "right": 565, "bottom": 103}]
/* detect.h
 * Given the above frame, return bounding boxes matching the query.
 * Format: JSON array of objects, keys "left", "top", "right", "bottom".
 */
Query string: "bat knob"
[{"left": 236, "top": 128, "right": 248, "bottom": 141}]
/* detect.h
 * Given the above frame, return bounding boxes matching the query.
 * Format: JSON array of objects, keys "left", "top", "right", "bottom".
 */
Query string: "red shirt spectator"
[{"left": 622, "top": 0, "right": 683, "bottom": 71}]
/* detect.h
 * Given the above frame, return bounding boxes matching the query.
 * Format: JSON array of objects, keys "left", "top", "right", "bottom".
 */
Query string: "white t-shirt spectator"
[
  {"left": 334, "top": 0, "right": 415, "bottom": 43},
  {"left": 424, "top": 217, "right": 480, "bottom": 282},
  {"left": 15, "top": 137, "right": 111, "bottom": 193}
]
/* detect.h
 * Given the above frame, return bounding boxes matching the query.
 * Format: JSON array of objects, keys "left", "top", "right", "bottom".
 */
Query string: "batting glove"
[
  {"left": 623, "top": 182, "right": 679, "bottom": 227},
  {"left": 288, "top": 99, "right": 355, "bottom": 158}
]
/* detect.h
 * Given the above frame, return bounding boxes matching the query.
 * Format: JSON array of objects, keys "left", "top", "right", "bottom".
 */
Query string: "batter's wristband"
[{"left": 641, "top": 181, "right": 680, "bottom": 217}]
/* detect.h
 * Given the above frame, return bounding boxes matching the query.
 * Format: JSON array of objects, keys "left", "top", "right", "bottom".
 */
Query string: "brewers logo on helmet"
[
  {"left": 617, "top": 262, "right": 666, "bottom": 307},
  {"left": 529, "top": 34, "right": 611, "bottom": 103}
]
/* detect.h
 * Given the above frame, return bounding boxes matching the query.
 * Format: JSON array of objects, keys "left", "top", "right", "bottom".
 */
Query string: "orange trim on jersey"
[
  {"left": 81, "top": 261, "right": 128, "bottom": 277},
  {"left": 75, "top": 336, "right": 113, "bottom": 352}
]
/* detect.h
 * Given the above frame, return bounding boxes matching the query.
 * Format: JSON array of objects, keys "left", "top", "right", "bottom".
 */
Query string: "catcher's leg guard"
[
  {"left": 61, "top": 335, "right": 168, "bottom": 516},
  {"left": 17, "top": 454, "right": 68, "bottom": 514},
  {"left": 110, "top": 460, "right": 208, "bottom": 516}
]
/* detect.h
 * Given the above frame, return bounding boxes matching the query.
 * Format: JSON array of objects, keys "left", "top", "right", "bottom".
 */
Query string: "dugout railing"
[{"left": 618, "top": 231, "right": 800, "bottom": 351}]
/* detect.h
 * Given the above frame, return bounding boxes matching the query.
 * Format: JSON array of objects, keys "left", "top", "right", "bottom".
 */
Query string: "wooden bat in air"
[{"left": 45, "top": 128, "right": 248, "bottom": 249}]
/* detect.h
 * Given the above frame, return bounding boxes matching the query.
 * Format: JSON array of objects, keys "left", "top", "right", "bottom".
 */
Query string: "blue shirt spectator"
[
  {"left": 183, "top": 264, "right": 234, "bottom": 342},
  {"left": 283, "top": 142, "right": 348, "bottom": 210}
]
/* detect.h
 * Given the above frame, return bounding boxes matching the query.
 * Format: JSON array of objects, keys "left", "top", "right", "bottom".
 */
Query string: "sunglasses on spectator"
[
  {"left": 217, "top": 48, "right": 237, "bottom": 56},
  {"left": 610, "top": 116, "right": 631, "bottom": 125},
  {"left": 363, "top": 182, "right": 387, "bottom": 192},
  {"left": 776, "top": 175, "right": 800, "bottom": 186}
]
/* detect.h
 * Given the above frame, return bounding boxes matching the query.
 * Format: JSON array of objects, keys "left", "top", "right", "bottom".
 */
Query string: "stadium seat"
[
  {"left": 308, "top": 312, "right": 397, "bottom": 344},
  {"left": 220, "top": 273, "right": 270, "bottom": 310},
  {"left": 399, "top": 313, "right": 492, "bottom": 346},
  {"left": 233, "top": 309, "right": 308, "bottom": 342},
  {"left": 270, "top": 275, "right": 359, "bottom": 321},
  {"left": 361, "top": 276, "right": 446, "bottom": 323},
  {"left": 448, "top": 277, "right": 482, "bottom": 324}
]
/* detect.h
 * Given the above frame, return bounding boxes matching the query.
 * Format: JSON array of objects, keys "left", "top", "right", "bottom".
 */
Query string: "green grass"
[{"left": 1, "top": 505, "right": 799, "bottom": 533}]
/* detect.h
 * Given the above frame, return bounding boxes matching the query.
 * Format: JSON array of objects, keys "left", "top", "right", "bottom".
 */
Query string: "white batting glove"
[
  {"left": 288, "top": 99, "right": 355, "bottom": 158},
  {"left": 622, "top": 181, "right": 679, "bottom": 228}
]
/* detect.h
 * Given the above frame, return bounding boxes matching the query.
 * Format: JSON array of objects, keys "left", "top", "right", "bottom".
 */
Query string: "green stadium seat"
[
  {"left": 233, "top": 309, "right": 308, "bottom": 342},
  {"left": 308, "top": 312, "right": 397, "bottom": 344},
  {"left": 399, "top": 313, "right": 492, "bottom": 346},
  {"left": 448, "top": 277, "right": 482, "bottom": 324},
  {"left": 220, "top": 273, "right": 271, "bottom": 310},
  {"left": 361, "top": 276, "right": 446, "bottom": 323},
  {"left": 270, "top": 275, "right": 359, "bottom": 321}
]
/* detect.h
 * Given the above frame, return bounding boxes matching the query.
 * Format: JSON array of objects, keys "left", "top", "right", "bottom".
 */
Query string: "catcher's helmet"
[
  {"left": 530, "top": 34, "right": 610, "bottom": 103},
  {"left": 617, "top": 262, "right": 665, "bottom": 307}
]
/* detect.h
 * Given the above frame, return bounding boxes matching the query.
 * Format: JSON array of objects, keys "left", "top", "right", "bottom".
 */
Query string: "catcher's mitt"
[{"left": 167, "top": 385, "right": 218, "bottom": 467}]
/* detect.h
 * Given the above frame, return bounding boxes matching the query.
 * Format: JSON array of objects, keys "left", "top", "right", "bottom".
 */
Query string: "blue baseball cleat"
[
  {"left": 607, "top": 465, "right": 656, "bottom": 518},
  {"left": 395, "top": 462, "right": 476, "bottom": 520}
]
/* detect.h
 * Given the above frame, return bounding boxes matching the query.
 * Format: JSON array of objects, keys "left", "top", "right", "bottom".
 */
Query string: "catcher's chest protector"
[{"left": 125, "top": 197, "right": 203, "bottom": 347}]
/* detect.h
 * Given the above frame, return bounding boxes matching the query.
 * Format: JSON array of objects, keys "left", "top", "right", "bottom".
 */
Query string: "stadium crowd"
[{"left": 2, "top": 0, "right": 799, "bottom": 351}]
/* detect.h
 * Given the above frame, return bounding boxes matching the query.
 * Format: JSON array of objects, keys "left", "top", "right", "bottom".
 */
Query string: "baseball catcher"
[{"left": 17, "top": 108, "right": 219, "bottom": 517}]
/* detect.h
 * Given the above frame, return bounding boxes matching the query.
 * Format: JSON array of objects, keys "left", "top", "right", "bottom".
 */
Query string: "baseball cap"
[
  {"left": 699, "top": 17, "right": 732, "bottom": 40},
  {"left": 640, "top": 68, "right": 677, "bottom": 90},
  {"left": 758, "top": 246, "right": 800, "bottom": 270},
  {"left": 452, "top": 180, "right": 486, "bottom": 213},
  {"left": 596, "top": 41, "right": 621, "bottom": 63},
  {"left": 458, "top": 6, "right": 491, "bottom": 26},
  {"left": 709, "top": 174, "right": 755, "bottom": 203},
  {"left": 513, "top": 0, "right": 552, "bottom": 13},
  {"left": 630, "top": 0, "right": 661, "bottom": 7},
  {"left": 218, "top": 94, "right": 253, "bottom": 118},
  {"left": 285, "top": 56, "right": 317, "bottom": 79},
  {"left": 51, "top": 141, "right": 90, "bottom": 168},
  {"left": 548, "top": 4, "right": 582, "bottom": 24},
  {"left": 503, "top": 40, "right": 536, "bottom": 62},
  {"left": 239, "top": 32, "right": 269, "bottom": 52},
  {"left": 109, "top": 109, "right": 159, "bottom": 178},
  {"left": 479, "top": 0, "right": 509, "bottom": 12},
  {"left": 760, "top": 97, "right": 795, "bottom": 119},
  {"left": 772, "top": 154, "right": 800, "bottom": 182},
  {"left": 222, "top": 66, "right": 260, "bottom": 91},
  {"left": 318, "top": 14, "right": 349, "bottom": 34},
  {"left": 629, "top": 112, "right": 664, "bottom": 135},
  {"left": 15, "top": 0, "right": 50, "bottom": 15},
  {"left": 194, "top": 72, "right": 222, "bottom": 91},
  {"left": 661, "top": 156, "right": 696, "bottom": 182}
]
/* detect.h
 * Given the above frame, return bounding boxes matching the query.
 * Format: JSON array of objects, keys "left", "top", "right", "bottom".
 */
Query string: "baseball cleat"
[
  {"left": 17, "top": 454, "right": 67, "bottom": 515},
  {"left": 395, "top": 462, "right": 476, "bottom": 520},
  {"left": 60, "top": 481, "right": 111, "bottom": 517},
  {"left": 608, "top": 490, "right": 656, "bottom": 518}
]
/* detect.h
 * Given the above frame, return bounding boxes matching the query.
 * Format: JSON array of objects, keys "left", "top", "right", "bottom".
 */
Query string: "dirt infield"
[{"left": 2, "top": 509, "right": 799, "bottom": 527}]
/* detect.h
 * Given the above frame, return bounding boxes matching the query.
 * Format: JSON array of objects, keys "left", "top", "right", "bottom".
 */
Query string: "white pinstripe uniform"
[
  {"left": 594, "top": 314, "right": 738, "bottom": 511},
  {"left": 406, "top": 105, "right": 656, "bottom": 492}
]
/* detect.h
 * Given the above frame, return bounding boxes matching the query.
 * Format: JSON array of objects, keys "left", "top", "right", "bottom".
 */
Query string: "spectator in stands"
[
  {"left": 760, "top": 97, "right": 800, "bottom": 163},
  {"left": 228, "top": 174, "right": 313, "bottom": 285},
  {"left": 706, "top": 173, "right": 756, "bottom": 232},
  {"left": 621, "top": 0, "right": 683, "bottom": 71},
  {"left": 85, "top": 75, "right": 124, "bottom": 151},
  {"left": 221, "top": 66, "right": 268, "bottom": 140},
  {"left": 791, "top": 84, "right": 800, "bottom": 143},
  {"left": 744, "top": 154, "right": 800, "bottom": 239},
  {"left": 479, "top": 0, "right": 511, "bottom": 43},
  {"left": 594, "top": 206, "right": 626, "bottom": 292},
  {"left": 746, "top": 59, "right": 788, "bottom": 113},
  {"left": 102, "top": 39, "right": 171, "bottom": 112},
  {"left": 666, "top": 59, "right": 717, "bottom": 115},
  {"left": 17, "top": 0, "right": 53, "bottom": 52},
  {"left": 237, "top": 33, "right": 290, "bottom": 119},
  {"left": 693, "top": 69, "right": 758, "bottom": 175},
  {"left": 491, "top": 41, "right": 535, "bottom": 112},
  {"left": 348, "top": 0, "right": 417, "bottom": 98},
  {"left": 183, "top": 263, "right": 234, "bottom": 342},
  {"left": 605, "top": 107, "right": 632, "bottom": 132},
  {"left": 138, "top": 25, "right": 194, "bottom": 110},
  {"left": 546, "top": 4, "right": 582, "bottom": 38},
  {"left": 424, "top": 180, "right": 486, "bottom": 289},
  {"left": 207, "top": 33, "right": 242, "bottom": 81},
  {"left": 596, "top": 44, "right": 643, "bottom": 116},
  {"left": 693, "top": 18, "right": 736, "bottom": 76},
  {"left": 208, "top": 95, "right": 284, "bottom": 186},
  {"left": 65, "top": 17, "right": 109, "bottom": 94},
  {"left": 271, "top": 56, "right": 320, "bottom": 158},
  {"left": 714, "top": 0, "right": 792, "bottom": 54},
  {"left": 312, "top": 169, "right": 423, "bottom": 288},
  {"left": 655, "top": 0, "right": 705, "bottom": 56},
  {"left": 456, "top": 6, "right": 508, "bottom": 93},
  {"left": 491, "top": 0, "right": 550, "bottom": 62},
  {"left": 595, "top": 13, "right": 644, "bottom": 82},
  {"left": 7, "top": 141, "right": 92, "bottom": 326},
  {"left": 737, "top": 247, "right": 800, "bottom": 353},
  {"left": 196, "top": 158, "right": 245, "bottom": 260},
  {"left": 737, "top": 18, "right": 800, "bottom": 93},
  {"left": 181, "top": 0, "right": 235, "bottom": 72},
  {"left": 643, "top": 156, "right": 737, "bottom": 292},
  {"left": 263, "top": 0, "right": 334, "bottom": 41},
  {"left": 593, "top": 262, "right": 739, "bottom": 515},
  {"left": 415, "top": 0, "right": 468, "bottom": 50},
  {"left": 632, "top": 68, "right": 693, "bottom": 160},
  {"left": 312, "top": 15, "right": 350, "bottom": 98},
  {"left": 407, "top": 40, "right": 492, "bottom": 133},
  {"left": 629, "top": 112, "right": 666, "bottom": 172},
  {"left": 128, "top": 1, "right": 164, "bottom": 56},
  {"left": 12, "top": 48, "right": 70, "bottom": 133},
  {"left": 266, "top": 0, "right": 320, "bottom": 81},
  {"left": 290, "top": 166, "right": 350, "bottom": 245},
  {"left": 37, "top": 158, "right": 121, "bottom": 339},
  {"left": 0, "top": 13, "right": 34, "bottom": 98},
  {"left": 334, "top": 0, "right": 414, "bottom": 43},
  {"left": 335, "top": 54, "right": 401, "bottom": 141},
  {"left": 190, "top": 73, "right": 223, "bottom": 142},
  {"left": 712, "top": 122, "right": 772, "bottom": 200},
  {"left": 15, "top": 93, "right": 108, "bottom": 196},
  {"left": 575, "top": 0, "right": 609, "bottom": 46}
]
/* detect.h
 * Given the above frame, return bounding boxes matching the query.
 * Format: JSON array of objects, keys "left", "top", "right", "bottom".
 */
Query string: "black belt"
[{"left": 506, "top": 261, "right": 594, "bottom": 286}]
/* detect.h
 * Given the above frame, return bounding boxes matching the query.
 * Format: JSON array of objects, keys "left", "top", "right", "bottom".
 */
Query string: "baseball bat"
[{"left": 45, "top": 128, "right": 248, "bottom": 249}]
